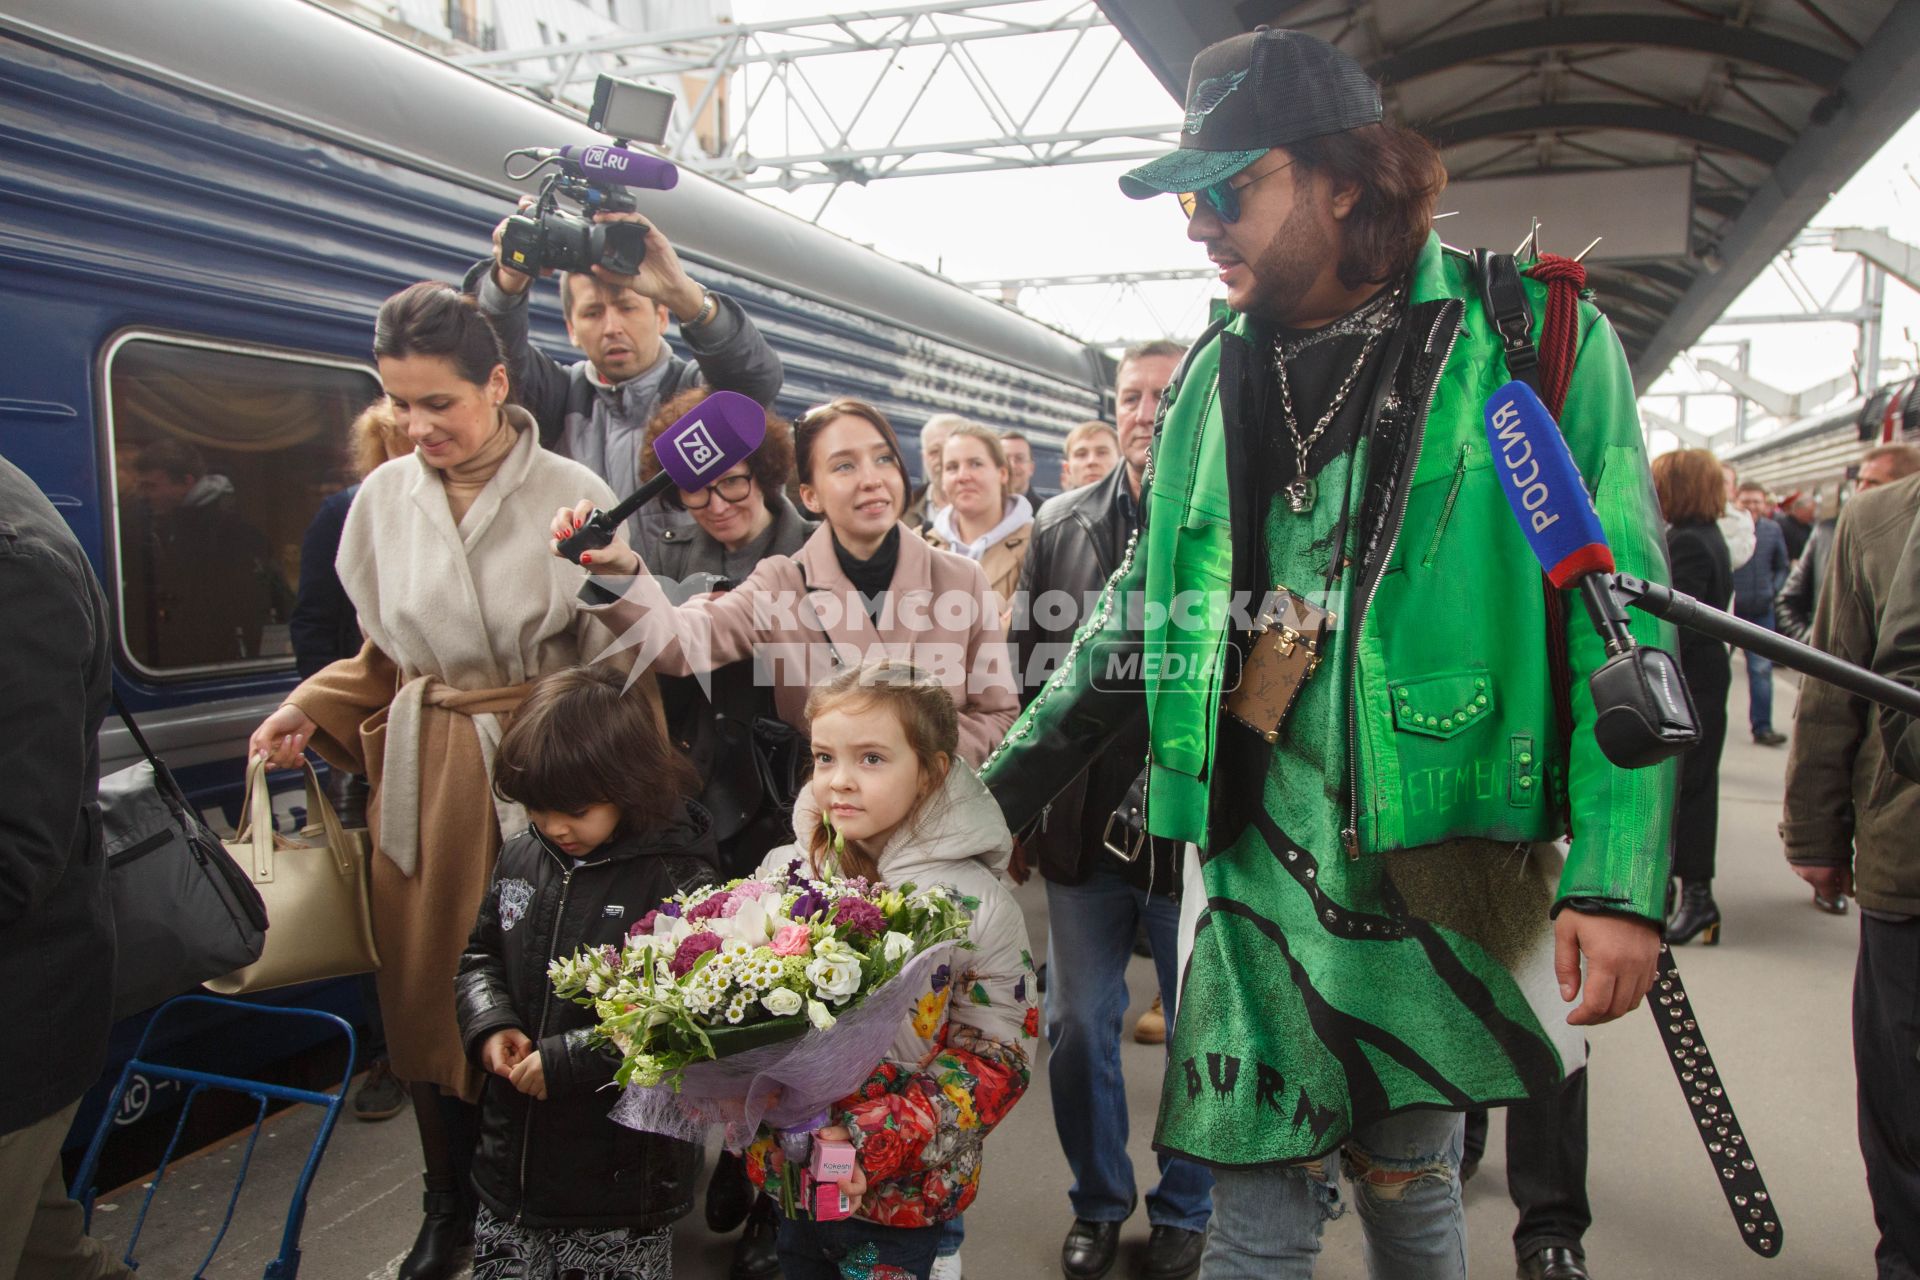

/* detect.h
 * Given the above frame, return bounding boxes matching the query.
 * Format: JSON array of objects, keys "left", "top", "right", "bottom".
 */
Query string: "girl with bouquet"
[
  {"left": 454, "top": 666, "right": 719, "bottom": 1279},
  {"left": 748, "top": 660, "right": 1040, "bottom": 1280}
]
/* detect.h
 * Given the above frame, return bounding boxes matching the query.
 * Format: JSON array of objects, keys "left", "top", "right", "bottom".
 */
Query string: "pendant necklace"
[{"left": 1273, "top": 284, "right": 1403, "bottom": 515}]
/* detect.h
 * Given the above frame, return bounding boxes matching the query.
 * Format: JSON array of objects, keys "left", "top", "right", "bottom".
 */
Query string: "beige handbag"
[{"left": 205, "top": 760, "right": 380, "bottom": 994}]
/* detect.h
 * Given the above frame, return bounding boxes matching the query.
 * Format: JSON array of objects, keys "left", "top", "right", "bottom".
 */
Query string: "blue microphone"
[
  {"left": 1483, "top": 380, "right": 1701, "bottom": 768},
  {"left": 1485, "top": 380, "right": 1614, "bottom": 589}
]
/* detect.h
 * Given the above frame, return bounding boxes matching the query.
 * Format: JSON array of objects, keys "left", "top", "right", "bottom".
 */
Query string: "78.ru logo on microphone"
[{"left": 675, "top": 419, "right": 723, "bottom": 475}]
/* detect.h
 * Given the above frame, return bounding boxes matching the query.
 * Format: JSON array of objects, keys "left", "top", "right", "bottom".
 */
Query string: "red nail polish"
[{"left": 581, "top": 553, "right": 592, "bottom": 564}]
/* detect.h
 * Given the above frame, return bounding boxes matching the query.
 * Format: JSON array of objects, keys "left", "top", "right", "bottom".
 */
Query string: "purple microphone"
[
  {"left": 548, "top": 144, "right": 679, "bottom": 191},
  {"left": 557, "top": 391, "right": 767, "bottom": 564}
]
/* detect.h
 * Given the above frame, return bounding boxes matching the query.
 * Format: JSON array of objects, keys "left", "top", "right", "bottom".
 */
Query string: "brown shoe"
[{"left": 1133, "top": 995, "right": 1166, "bottom": 1045}]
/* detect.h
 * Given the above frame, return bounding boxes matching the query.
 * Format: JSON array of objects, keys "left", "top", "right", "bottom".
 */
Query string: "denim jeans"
[
  {"left": 1738, "top": 607, "right": 1777, "bottom": 734},
  {"left": 1045, "top": 869, "right": 1213, "bottom": 1232},
  {"left": 1202, "top": 1108, "right": 1465, "bottom": 1280},
  {"left": 776, "top": 1216, "right": 942, "bottom": 1280}
]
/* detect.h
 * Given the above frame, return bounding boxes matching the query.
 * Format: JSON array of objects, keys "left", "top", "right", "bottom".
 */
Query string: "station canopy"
[{"left": 1096, "top": 0, "right": 1920, "bottom": 390}]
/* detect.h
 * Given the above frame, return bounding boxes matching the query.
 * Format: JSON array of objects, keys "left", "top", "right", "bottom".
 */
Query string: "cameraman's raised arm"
[
  {"left": 586, "top": 213, "right": 783, "bottom": 410},
  {"left": 464, "top": 211, "right": 575, "bottom": 449}
]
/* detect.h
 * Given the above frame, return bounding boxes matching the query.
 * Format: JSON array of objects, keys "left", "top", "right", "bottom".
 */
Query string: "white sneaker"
[{"left": 930, "top": 1253, "right": 963, "bottom": 1280}]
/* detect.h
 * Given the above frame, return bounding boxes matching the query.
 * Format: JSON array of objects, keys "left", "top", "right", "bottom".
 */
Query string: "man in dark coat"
[
  {"left": 0, "top": 454, "right": 131, "bottom": 1277},
  {"left": 1774, "top": 493, "right": 1815, "bottom": 562},
  {"left": 1012, "top": 340, "right": 1211, "bottom": 1280}
]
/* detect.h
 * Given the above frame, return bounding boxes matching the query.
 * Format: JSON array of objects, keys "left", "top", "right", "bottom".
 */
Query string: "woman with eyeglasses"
[
  {"left": 555, "top": 397, "right": 1019, "bottom": 766},
  {"left": 625, "top": 387, "right": 818, "bottom": 1280},
  {"left": 636, "top": 386, "right": 814, "bottom": 593}
]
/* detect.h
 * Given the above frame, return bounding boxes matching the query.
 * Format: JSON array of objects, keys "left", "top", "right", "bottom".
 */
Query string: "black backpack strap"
[
  {"left": 111, "top": 692, "right": 192, "bottom": 812},
  {"left": 1473, "top": 248, "right": 1541, "bottom": 396},
  {"left": 111, "top": 692, "right": 159, "bottom": 766}
]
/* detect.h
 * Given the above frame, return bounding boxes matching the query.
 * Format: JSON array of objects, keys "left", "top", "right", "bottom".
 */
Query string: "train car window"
[{"left": 105, "top": 335, "right": 380, "bottom": 679}]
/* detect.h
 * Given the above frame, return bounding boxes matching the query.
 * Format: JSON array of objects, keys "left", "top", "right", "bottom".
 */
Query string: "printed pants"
[{"left": 471, "top": 1206, "right": 670, "bottom": 1280}]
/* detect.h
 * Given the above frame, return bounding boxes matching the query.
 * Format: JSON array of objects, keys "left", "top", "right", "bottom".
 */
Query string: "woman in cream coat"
[{"left": 249, "top": 282, "right": 640, "bottom": 1280}]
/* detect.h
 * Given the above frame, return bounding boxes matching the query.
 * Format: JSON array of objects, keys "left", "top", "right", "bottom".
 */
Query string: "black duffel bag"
[{"left": 100, "top": 699, "right": 267, "bottom": 1019}]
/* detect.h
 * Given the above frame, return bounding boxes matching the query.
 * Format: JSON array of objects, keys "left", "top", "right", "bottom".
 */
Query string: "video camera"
[{"left": 500, "top": 74, "right": 680, "bottom": 278}]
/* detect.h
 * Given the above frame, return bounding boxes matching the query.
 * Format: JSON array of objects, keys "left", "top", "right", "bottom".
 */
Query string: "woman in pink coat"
[{"left": 554, "top": 397, "right": 1018, "bottom": 765}]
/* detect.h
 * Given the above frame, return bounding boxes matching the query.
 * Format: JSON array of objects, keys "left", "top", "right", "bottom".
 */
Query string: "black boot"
[
  {"left": 398, "top": 1180, "right": 473, "bottom": 1280},
  {"left": 398, "top": 1083, "right": 476, "bottom": 1280},
  {"left": 1666, "top": 880, "right": 1721, "bottom": 946},
  {"left": 730, "top": 1196, "right": 782, "bottom": 1280},
  {"left": 707, "top": 1150, "right": 756, "bottom": 1234}
]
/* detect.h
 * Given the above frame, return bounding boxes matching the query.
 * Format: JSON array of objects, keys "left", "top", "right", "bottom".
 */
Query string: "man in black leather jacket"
[{"left": 1011, "top": 342, "right": 1213, "bottom": 1280}]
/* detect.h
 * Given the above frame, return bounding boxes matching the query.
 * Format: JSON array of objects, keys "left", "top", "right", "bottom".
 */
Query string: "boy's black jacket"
[{"left": 455, "top": 800, "right": 718, "bottom": 1231}]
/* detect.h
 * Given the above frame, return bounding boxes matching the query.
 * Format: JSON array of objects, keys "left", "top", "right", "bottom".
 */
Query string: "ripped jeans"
[{"left": 1201, "top": 1109, "right": 1465, "bottom": 1280}]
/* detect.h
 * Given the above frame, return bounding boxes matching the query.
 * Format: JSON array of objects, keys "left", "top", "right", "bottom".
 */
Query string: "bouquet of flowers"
[{"left": 549, "top": 858, "right": 974, "bottom": 1149}]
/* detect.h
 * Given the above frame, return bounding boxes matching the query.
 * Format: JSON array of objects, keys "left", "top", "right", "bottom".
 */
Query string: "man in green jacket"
[{"left": 982, "top": 28, "right": 1675, "bottom": 1280}]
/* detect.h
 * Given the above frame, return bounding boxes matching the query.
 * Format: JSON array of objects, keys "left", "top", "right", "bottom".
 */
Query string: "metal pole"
[
  {"left": 1861, "top": 247, "right": 1886, "bottom": 393},
  {"left": 1612, "top": 575, "right": 1920, "bottom": 718}
]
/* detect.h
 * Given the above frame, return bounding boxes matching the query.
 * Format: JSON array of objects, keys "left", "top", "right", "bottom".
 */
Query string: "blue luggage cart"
[{"left": 70, "top": 994, "right": 357, "bottom": 1278}]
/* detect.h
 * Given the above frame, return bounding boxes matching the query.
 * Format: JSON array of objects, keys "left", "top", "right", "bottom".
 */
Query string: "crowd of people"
[{"left": 6, "top": 25, "right": 1920, "bottom": 1280}]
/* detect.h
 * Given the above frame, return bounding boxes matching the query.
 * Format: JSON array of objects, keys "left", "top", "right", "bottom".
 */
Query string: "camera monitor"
[{"left": 589, "top": 75, "right": 675, "bottom": 145}]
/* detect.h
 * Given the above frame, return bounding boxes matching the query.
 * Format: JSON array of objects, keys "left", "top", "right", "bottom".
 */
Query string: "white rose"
[
  {"left": 761, "top": 987, "right": 803, "bottom": 1017},
  {"left": 806, "top": 999, "right": 837, "bottom": 1031},
  {"left": 881, "top": 931, "right": 914, "bottom": 962},
  {"left": 805, "top": 944, "right": 863, "bottom": 1004}
]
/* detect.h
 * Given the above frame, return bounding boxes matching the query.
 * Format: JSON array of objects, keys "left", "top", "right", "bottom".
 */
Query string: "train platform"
[{"left": 84, "top": 673, "right": 1879, "bottom": 1279}]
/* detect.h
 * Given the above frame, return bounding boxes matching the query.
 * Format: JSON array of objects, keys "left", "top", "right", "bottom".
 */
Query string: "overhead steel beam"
[
  {"left": 457, "top": 0, "right": 1093, "bottom": 72},
  {"left": 1831, "top": 227, "right": 1920, "bottom": 295},
  {"left": 1424, "top": 103, "right": 1790, "bottom": 166},
  {"left": 1371, "top": 16, "right": 1848, "bottom": 89},
  {"left": 1634, "top": 0, "right": 1920, "bottom": 390}
]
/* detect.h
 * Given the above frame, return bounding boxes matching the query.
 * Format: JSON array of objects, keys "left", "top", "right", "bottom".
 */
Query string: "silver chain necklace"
[{"left": 1272, "top": 284, "right": 1403, "bottom": 515}]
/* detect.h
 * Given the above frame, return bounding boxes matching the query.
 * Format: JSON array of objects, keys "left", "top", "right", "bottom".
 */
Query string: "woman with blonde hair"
[
  {"left": 1652, "top": 448, "right": 1734, "bottom": 945},
  {"left": 924, "top": 420, "right": 1033, "bottom": 613}
]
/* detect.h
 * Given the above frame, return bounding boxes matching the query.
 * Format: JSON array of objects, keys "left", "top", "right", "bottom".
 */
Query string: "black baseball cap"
[{"left": 1120, "top": 28, "right": 1382, "bottom": 199}]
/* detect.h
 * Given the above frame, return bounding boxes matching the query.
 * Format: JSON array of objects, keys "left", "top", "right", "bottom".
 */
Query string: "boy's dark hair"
[{"left": 493, "top": 666, "right": 696, "bottom": 828}]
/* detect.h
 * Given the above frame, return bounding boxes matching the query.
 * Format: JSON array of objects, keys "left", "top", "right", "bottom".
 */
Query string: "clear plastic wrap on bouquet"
[{"left": 609, "top": 940, "right": 963, "bottom": 1151}]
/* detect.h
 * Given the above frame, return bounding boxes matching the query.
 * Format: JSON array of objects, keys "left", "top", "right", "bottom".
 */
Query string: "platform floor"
[{"left": 86, "top": 672, "right": 1881, "bottom": 1277}]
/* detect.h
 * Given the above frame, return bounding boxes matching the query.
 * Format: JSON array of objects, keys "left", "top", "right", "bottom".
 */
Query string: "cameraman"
[{"left": 466, "top": 207, "right": 783, "bottom": 547}]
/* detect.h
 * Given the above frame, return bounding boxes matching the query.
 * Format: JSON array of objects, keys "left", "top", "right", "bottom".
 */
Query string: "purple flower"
[
  {"left": 687, "top": 892, "right": 733, "bottom": 922},
  {"left": 831, "top": 897, "right": 886, "bottom": 939},
  {"left": 790, "top": 890, "right": 828, "bottom": 921},
  {"left": 660, "top": 902, "right": 684, "bottom": 919},
  {"left": 931, "top": 963, "right": 951, "bottom": 994},
  {"left": 669, "top": 931, "right": 723, "bottom": 978}
]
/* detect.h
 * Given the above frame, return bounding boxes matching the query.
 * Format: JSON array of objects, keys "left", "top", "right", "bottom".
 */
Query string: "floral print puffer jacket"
[{"left": 746, "top": 762, "right": 1037, "bottom": 1226}]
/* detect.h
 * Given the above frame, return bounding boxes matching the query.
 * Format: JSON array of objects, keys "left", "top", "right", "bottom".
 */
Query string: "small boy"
[{"left": 455, "top": 666, "right": 717, "bottom": 1279}]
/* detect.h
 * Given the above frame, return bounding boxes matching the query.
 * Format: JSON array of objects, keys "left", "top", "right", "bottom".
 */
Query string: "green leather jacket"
[{"left": 985, "top": 234, "right": 1677, "bottom": 921}]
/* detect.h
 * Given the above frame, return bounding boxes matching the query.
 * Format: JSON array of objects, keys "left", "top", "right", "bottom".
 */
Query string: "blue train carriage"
[{"left": 0, "top": 0, "right": 1105, "bottom": 1164}]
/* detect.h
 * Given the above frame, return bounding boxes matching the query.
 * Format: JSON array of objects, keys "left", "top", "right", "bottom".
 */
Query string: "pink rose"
[
  {"left": 770, "top": 925, "right": 811, "bottom": 956},
  {"left": 732, "top": 881, "right": 772, "bottom": 901}
]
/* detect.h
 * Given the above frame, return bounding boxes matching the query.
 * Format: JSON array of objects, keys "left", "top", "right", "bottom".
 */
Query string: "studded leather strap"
[{"left": 1650, "top": 945, "right": 1782, "bottom": 1257}]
